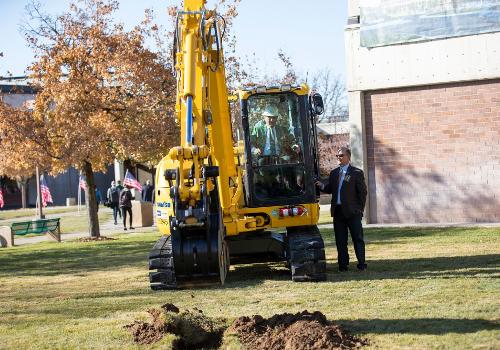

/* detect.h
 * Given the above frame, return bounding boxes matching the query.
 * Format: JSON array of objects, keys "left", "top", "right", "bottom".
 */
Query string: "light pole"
[{"left": 35, "top": 166, "right": 45, "bottom": 219}]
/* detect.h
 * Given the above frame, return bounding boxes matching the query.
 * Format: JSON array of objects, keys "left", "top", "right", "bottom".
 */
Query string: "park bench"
[{"left": 0, "top": 218, "right": 61, "bottom": 247}]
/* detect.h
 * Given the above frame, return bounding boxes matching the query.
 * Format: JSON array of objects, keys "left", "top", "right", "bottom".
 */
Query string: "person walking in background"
[
  {"left": 94, "top": 185, "right": 102, "bottom": 212},
  {"left": 116, "top": 179, "right": 124, "bottom": 192},
  {"left": 107, "top": 180, "right": 121, "bottom": 225},
  {"left": 141, "top": 180, "right": 154, "bottom": 202},
  {"left": 119, "top": 185, "right": 134, "bottom": 231},
  {"left": 316, "top": 146, "right": 368, "bottom": 272}
]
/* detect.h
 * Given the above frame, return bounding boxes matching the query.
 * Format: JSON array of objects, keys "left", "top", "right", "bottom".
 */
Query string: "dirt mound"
[
  {"left": 77, "top": 236, "right": 115, "bottom": 242},
  {"left": 124, "top": 308, "right": 166, "bottom": 345},
  {"left": 226, "top": 310, "right": 369, "bottom": 350},
  {"left": 125, "top": 306, "right": 369, "bottom": 350},
  {"left": 125, "top": 305, "right": 226, "bottom": 349}
]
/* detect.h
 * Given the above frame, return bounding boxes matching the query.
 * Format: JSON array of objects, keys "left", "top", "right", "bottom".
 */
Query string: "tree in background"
[
  {"left": 0, "top": 99, "right": 51, "bottom": 208},
  {"left": 311, "top": 68, "right": 348, "bottom": 122},
  {"left": 1, "top": 0, "right": 178, "bottom": 237}
]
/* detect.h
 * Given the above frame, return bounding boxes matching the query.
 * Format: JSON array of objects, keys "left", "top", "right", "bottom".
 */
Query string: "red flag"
[
  {"left": 79, "top": 175, "right": 87, "bottom": 191},
  {"left": 0, "top": 187, "right": 4, "bottom": 208},
  {"left": 40, "top": 175, "right": 53, "bottom": 207},
  {"left": 123, "top": 170, "right": 142, "bottom": 191}
]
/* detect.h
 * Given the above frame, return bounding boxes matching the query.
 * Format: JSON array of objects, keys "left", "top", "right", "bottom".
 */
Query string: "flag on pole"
[
  {"left": 40, "top": 175, "right": 53, "bottom": 207},
  {"left": 0, "top": 187, "right": 4, "bottom": 208},
  {"left": 123, "top": 170, "right": 142, "bottom": 191},
  {"left": 79, "top": 175, "right": 87, "bottom": 191}
]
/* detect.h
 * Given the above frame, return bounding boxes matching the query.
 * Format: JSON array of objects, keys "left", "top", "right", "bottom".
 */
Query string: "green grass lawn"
[
  {"left": 0, "top": 207, "right": 113, "bottom": 235},
  {"left": 0, "top": 206, "right": 80, "bottom": 221},
  {"left": 0, "top": 227, "right": 499, "bottom": 349}
]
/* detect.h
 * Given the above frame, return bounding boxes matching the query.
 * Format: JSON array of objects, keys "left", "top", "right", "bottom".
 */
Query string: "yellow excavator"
[{"left": 149, "top": 0, "right": 326, "bottom": 289}]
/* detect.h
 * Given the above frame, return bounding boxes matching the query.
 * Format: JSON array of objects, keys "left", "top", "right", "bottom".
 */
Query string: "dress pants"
[
  {"left": 333, "top": 205, "right": 366, "bottom": 269},
  {"left": 121, "top": 207, "right": 132, "bottom": 228}
]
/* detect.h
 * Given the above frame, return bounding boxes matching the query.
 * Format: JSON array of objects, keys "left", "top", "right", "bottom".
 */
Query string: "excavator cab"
[{"left": 237, "top": 85, "right": 323, "bottom": 208}]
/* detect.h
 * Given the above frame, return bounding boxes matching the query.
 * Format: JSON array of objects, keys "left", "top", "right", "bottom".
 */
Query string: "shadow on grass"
[
  {"left": 319, "top": 226, "right": 494, "bottom": 244},
  {"left": 1, "top": 227, "right": 497, "bottom": 284},
  {"left": 325, "top": 254, "right": 500, "bottom": 281},
  {"left": 338, "top": 318, "right": 500, "bottom": 335},
  {"left": 224, "top": 262, "right": 290, "bottom": 287},
  {"left": 0, "top": 238, "right": 155, "bottom": 277}
]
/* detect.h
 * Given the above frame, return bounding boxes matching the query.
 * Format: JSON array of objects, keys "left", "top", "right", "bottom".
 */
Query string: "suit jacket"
[
  {"left": 322, "top": 165, "right": 367, "bottom": 218},
  {"left": 141, "top": 184, "right": 154, "bottom": 202},
  {"left": 251, "top": 120, "right": 295, "bottom": 155}
]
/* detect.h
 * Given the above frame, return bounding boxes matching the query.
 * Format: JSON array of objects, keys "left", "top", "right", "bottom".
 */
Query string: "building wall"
[
  {"left": 365, "top": 79, "right": 500, "bottom": 223},
  {"left": 346, "top": 0, "right": 500, "bottom": 223},
  {"left": 346, "top": 27, "right": 500, "bottom": 92},
  {"left": 1, "top": 93, "right": 35, "bottom": 108},
  {"left": 318, "top": 133, "right": 350, "bottom": 177}
]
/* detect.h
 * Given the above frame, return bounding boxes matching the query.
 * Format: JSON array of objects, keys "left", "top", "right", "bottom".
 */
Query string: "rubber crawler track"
[
  {"left": 287, "top": 226, "right": 327, "bottom": 282},
  {"left": 149, "top": 235, "right": 177, "bottom": 290}
]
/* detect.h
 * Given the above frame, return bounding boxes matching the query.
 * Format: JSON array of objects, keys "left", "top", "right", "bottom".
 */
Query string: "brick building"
[
  {"left": 316, "top": 122, "right": 350, "bottom": 177},
  {"left": 345, "top": 0, "right": 500, "bottom": 223}
]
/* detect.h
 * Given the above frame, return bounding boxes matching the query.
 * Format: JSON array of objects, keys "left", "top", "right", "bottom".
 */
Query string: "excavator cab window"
[{"left": 246, "top": 92, "right": 307, "bottom": 201}]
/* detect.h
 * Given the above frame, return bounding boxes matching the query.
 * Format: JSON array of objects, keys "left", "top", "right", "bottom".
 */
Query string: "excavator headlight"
[
  {"left": 256, "top": 86, "right": 267, "bottom": 93},
  {"left": 280, "top": 84, "right": 291, "bottom": 91}
]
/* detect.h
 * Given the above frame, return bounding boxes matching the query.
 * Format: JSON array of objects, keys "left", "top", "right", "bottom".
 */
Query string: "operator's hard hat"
[{"left": 262, "top": 105, "right": 279, "bottom": 118}]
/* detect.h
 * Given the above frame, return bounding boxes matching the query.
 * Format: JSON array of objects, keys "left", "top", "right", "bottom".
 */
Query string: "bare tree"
[{"left": 310, "top": 68, "right": 348, "bottom": 122}]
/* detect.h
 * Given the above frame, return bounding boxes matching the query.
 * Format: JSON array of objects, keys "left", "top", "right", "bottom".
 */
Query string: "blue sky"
[{"left": 0, "top": 0, "right": 348, "bottom": 81}]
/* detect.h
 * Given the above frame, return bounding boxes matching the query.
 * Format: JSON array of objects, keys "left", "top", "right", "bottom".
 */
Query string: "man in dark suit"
[
  {"left": 250, "top": 105, "right": 300, "bottom": 162},
  {"left": 316, "top": 147, "right": 368, "bottom": 271},
  {"left": 141, "top": 180, "right": 154, "bottom": 202}
]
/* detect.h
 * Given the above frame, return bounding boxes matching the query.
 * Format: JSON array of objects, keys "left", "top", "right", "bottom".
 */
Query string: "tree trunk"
[
  {"left": 83, "top": 161, "right": 100, "bottom": 238},
  {"left": 18, "top": 178, "right": 28, "bottom": 209}
]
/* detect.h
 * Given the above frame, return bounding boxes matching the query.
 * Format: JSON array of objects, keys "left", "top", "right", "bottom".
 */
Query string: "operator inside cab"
[
  {"left": 248, "top": 98, "right": 306, "bottom": 199},
  {"left": 250, "top": 105, "right": 300, "bottom": 162}
]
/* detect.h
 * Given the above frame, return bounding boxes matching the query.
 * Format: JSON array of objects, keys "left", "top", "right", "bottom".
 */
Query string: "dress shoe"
[{"left": 357, "top": 263, "right": 367, "bottom": 271}]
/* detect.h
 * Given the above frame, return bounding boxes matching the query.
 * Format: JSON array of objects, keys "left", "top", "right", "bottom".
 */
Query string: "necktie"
[
  {"left": 337, "top": 167, "right": 343, "bottom": 205},
  {"left": 269, "top": 128, "right": 276, "bottom": 155}
]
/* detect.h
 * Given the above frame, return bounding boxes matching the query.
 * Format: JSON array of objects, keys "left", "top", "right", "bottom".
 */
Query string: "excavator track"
[
  {"left": 287, "top": 226, "right": 326, "bottom": 282},
  {"left": 149, "top": 196, "right": 228, "bottom": 290},
  {"left": 149, "top": 235, "right": 176, "bottom": 290},
  {"left": 149, "top": 229, "right": 227, "bottom": 290}
]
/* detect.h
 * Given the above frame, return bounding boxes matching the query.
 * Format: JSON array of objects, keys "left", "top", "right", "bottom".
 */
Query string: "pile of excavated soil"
[
  {"left": 226, "top": 310, "right": 369, "bottom": 350},
  {"left": 125, "top": 305, "right": 369, "bottom": 350},
  {"left": 125, "top": 303, "right": 226, "bottom": 349}
]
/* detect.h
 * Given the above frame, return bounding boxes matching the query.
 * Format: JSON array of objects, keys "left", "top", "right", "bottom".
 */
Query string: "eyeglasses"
[{"left": 336, "top": 154, "right": 344, "bottom": 158}]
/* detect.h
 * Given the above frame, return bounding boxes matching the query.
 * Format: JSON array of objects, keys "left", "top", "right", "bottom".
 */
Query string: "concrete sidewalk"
[
  {"left": 319, "top": 204, "right": 500, "bottom": 228},
  {"left": 11, "top": 204, "right": 500, "bottom": 246}
]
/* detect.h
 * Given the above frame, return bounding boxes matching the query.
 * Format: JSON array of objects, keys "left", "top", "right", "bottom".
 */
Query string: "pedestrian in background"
[
  {"left": 119, "top": 185, "right": 134, "bottom": 231},
  {"left": 316, "top": 146, "right": 368, "bottom": 272},
  {"left": 116, "top": 179, "right": 124, "bottom": 192},
  {"left": 107, "top": 180, "right": 121, "bottom": 225},
  {"left": 141, "top": 180, "right": 154, "bottom": 202},
  {"left": 94, "top": 185, "right": 102, "bottom": 212}
]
